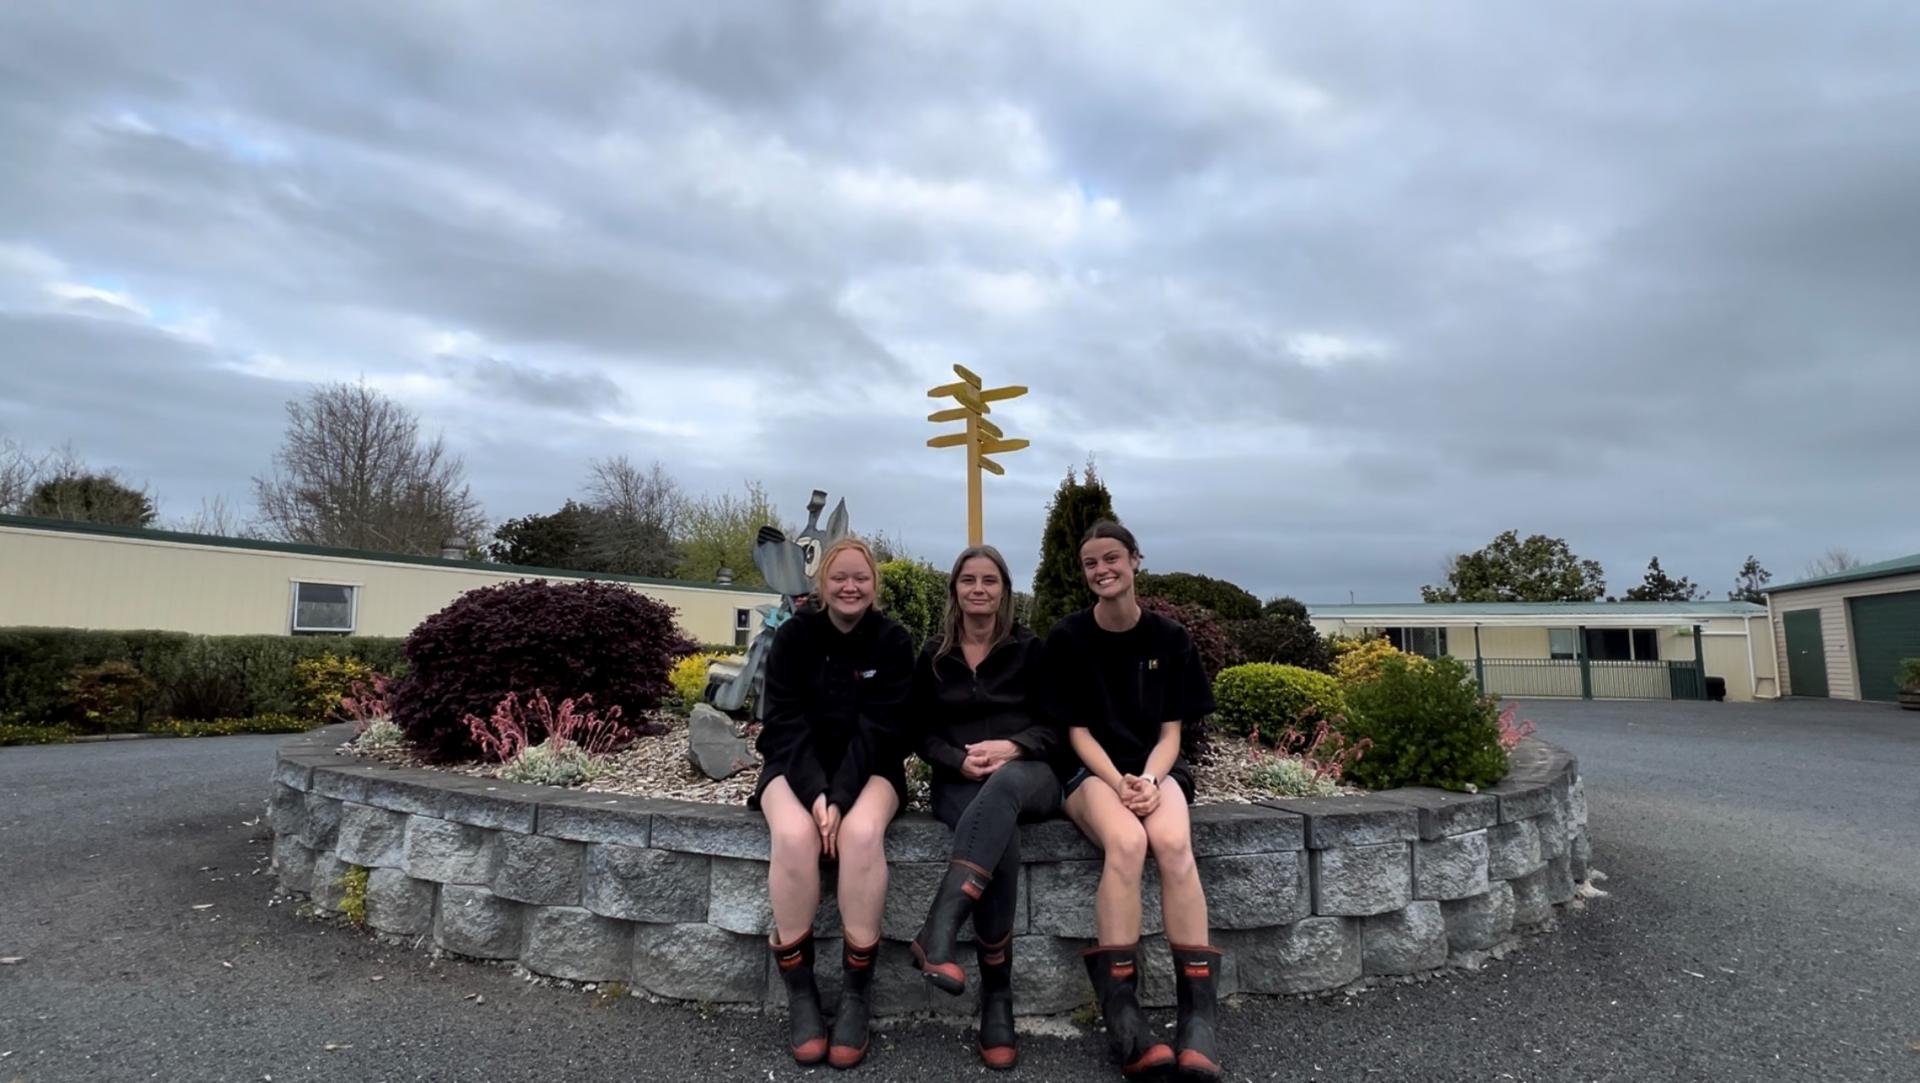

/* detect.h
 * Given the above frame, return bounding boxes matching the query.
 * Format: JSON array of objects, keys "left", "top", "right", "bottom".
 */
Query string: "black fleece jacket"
[
  {"left": 910, "top": 625, "right": 1060, "bottom": 786},
  {"left": 751, "top": 604, "right": 915, "bottom": 811}
]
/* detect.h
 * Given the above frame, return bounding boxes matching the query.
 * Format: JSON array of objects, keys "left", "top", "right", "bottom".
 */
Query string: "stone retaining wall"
[{"left": 268, "top": 729, "right": 1590, "bottom": 1015}]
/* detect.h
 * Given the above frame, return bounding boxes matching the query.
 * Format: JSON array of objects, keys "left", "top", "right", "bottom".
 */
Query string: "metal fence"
[{"left": 1478, "top": 658, "right": 1705, "bottom": 700}]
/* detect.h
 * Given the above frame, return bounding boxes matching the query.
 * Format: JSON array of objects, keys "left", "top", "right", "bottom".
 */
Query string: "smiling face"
[
  {"left": 954, "top": 554, "right": 1004, "bottom": 619},
  {"left": 1080, "top": 536, "right": 1138, "bottom": 601},
  {"left": 822, "top": 546, "right": 876, "bottom": 623}
]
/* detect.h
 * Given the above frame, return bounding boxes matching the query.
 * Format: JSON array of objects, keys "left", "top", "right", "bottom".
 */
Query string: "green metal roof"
[
  {"left": 1766, "top": 552, "right": 1920, "bottom": 595},
  {"left": 1307, "top": 600, "right": 1764, "bottom": 627},
  {"left": 1308, "top": 601, "right": 1765, "bottom": 618},
  {"left": 0, "top": 513, "right": 778, "bottom": 595}
]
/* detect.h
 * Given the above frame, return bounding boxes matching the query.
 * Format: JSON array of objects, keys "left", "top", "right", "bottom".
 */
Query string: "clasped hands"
[
  {"left": 959, "top": 739, "right": 1021, "bottom": 781},
  {"left": 810, "top": 794, "right": 841, "bottom": 858},
  {"left": 1114, "top": 773, "right": 1162, "bottom": 818}
]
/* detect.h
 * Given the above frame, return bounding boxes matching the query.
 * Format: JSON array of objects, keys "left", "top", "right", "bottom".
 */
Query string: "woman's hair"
[
  {"left": 934, "top": 544, "right": 1015, "bottom": 659},
  {"left": 1079, "top": 519, "right": 1140, "bottom": 558},
  {"left": 812, "top": 535, "right": 882, "bottom": 607}
]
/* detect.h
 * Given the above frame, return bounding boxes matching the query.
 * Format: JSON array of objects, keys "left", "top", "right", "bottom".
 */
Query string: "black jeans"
[{"left": 930, "top": 760, "right": 1062, "bottom": 942}]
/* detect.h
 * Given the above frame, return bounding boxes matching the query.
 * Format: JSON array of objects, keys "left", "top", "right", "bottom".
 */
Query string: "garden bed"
[{"left": 272, "top": 725, "right": 1592, "bottom": 1016}]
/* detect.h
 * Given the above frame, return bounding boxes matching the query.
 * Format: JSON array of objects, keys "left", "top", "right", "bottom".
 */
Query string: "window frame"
[
  {"left": 290, "top": 579, "right": 360, "bottom": 635},
  {"left": 733, "top": 607, "right": 753, "bottom": 648}
]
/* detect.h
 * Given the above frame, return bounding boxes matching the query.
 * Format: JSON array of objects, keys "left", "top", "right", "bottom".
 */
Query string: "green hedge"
[
  {"left": 1211, "top": 663, "right": 1346, "bottom": 742},
  {"left": 0, "top": 628, "right": 406, "bottom": 728}
]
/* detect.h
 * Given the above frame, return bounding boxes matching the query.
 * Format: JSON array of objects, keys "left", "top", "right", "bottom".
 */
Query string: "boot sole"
[
  {"left": 909, "top": 939, "right": 966, "bottom": 996},
  {"left": 1122, "top": 1044, "right": 1176, "bottom": 1077}
]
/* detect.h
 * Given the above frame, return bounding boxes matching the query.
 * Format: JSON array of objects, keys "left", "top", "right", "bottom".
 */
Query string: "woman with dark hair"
[
  {"left": 751, "top": 536, "right": 914, "bottom": 1070},
  {"left": 906, "top": 544, "right": 1060, "bottom": 1070},
  {"left": 1048, "top": 520, "right": 1223, "bottom": 1081}
]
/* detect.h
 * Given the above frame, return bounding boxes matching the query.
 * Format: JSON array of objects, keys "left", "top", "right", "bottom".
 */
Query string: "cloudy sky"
[{"left": 3, "top": 2, "right": 1916, "bottom": 602}]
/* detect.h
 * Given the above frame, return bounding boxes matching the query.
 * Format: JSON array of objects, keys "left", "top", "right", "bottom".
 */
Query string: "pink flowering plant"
[
  {"left": 1243, "top": 717, "right": 1372, "bottom": 797},
  {"left": 463, "top": 690, "right": 626, "bottom": 764},
  {"left": 1496, "top": 701, "right": 1537, "bottom": 752},
  {"left": 340, "top": 676, "right": 393, "bottom": 735}
]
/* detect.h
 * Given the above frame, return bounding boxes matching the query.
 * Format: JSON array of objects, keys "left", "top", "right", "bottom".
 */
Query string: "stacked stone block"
[{"left": 267, "top": 727, "right": 1589, "bottom": 1015}]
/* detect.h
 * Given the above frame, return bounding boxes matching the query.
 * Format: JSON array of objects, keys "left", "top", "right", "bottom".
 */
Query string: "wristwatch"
[{"left": 1139, "top": 772, "right": 1158, "bottom": 787}]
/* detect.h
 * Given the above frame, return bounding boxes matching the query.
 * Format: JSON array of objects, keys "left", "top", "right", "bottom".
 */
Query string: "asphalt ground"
[{"left": 2, "top": 697, "right": 1916, "bottom": 1082}]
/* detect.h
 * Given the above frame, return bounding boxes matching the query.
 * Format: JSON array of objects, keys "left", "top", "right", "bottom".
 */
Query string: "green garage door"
[
  {"left": 1848, "top": 590, "right": 1920, "bottom": 703},
  {"left": 1783, "top": 609, "right": 1828, "bottom": 698}
]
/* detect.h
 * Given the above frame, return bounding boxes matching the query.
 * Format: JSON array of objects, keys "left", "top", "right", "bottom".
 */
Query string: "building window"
[
  {"left": 1583, "top": 628, "right": 1660, "bottom": 661},
  {"left": 1549, "top": 628, "right": 1578, "bottom": 661},
  {"left": 292, "top": 582, "right": 357, "bottom": 634},
  {"left": 734, "top": 607, "right": 753, "bottom": 647},
  {"left": 1383, "top": 627, "right": 1448, "bottom": 658}
]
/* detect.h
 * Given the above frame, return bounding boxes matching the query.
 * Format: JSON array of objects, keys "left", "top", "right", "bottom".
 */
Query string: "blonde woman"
[
  {"left": 750, "top": 536, "right": 914, "bottom": 1069},
  {"left": 907, "top": 544, "right": 1060, "bottom": 1069}
]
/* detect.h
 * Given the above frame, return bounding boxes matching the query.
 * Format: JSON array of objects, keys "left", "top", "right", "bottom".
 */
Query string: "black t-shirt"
[{"left": 1044, "top": 607, "right": 1214, "bottom": 777}]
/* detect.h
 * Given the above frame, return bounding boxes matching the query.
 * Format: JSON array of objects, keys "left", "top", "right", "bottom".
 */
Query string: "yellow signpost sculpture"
[{"left": 926, "top": 364, "right": 1028, "bottom": 545}]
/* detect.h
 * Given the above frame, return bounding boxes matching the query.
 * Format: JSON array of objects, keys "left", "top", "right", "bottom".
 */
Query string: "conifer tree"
[{"left": 1031, "top": 459, "right": 1118, "bottom": 634}]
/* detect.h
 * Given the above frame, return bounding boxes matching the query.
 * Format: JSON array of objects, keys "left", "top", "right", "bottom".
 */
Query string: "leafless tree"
[
  {"left": 252, "top": 381, "right": 487, "bottom": 555},
  {"left": 172, "top": 494, "right": 244, "bottom": 537},
  {"left": 579, "top": 455, "right": 684, "bottom": 576},
  {"left": 0, "top": 434, "right": 45, "bottom": 513},
  {"left": 1804, "top": 546, "right": 1863, "bottom": 578}
]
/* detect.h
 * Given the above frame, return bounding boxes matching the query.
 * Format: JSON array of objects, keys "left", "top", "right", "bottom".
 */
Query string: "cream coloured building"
[
  {"left": 0, "top": 514, "right": 778, "bottom": 646},
  {"left": 1308, "top": 601, "right": 1777, "bottom": 702}
]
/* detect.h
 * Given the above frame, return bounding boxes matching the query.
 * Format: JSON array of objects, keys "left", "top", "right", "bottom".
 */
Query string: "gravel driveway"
[{"left": 2, "top": 697, "right": 1915, "bottom": 1081}]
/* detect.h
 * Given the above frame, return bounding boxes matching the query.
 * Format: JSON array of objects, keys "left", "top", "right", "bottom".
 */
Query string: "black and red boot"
[
  {"left": 911, "top": 858, "right": 992, "bottom": 996},
  {"left": 1081, "top": 944, "right": 1175, "bottom": 1078},
  {"left": 975, "top": 932, "right": 1018, "bottom": 1070},
  {"left": 1170, "top": 943, "right": 1224, "bottom": 1081},
  {"left": 828, "top": 934, "right": 878, "bottom": 1069},
  {"left": 770, "top": 930, "right": 828, "bottom": 1065}
]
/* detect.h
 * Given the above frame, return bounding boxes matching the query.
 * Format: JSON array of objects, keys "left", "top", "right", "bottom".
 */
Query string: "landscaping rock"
[
  {"left": 1189, "top": 803, "right": 1304, "bottom": 856},
  {"left": 1487, "top": 818, "right": 1544, "bottom": 880},
  {"left": 1569, "top": 776, "right": 1588, "bottom": 827},
  {"left": 271, "top": 835, "right": 316, "bottom": 895},
  {"left": 403, "top": 817, "right": 498, "bottom": 885},
  {"left": 1362, "top": 901, "right": 1448, "bottom": 975},
  {"left": 1442, "top": 882, "right": 1515, "bottom": 952},
  {"left": 1202, "top": 851, "right": 1309, "bottom": 928},
  {"left": 522, "top": 906, "right": 632, "bottom": 981},
  {"left": 1310, "top": 842, "right": 1412, "bottom": 916},
  {"left": 365, "top": 868, "right": 436, "bottom": 935},
  {"left": 1570, "top": 828, "right": 1591, "bottom": 882},
  {"left": 435, "top": 884, "right": 523, "bottom": 959},
  {"left": 881, "top": 862, "right": 947, "bottom": 942},
  {"left": 648, "top": 803, "right": 770, "bottom": 860},
  {"left": 1376, "top": 787, "right": 1499, "bottom": 840},
  {"left": 267, "top": 783, "right": 306, "bottom": 839},
  {"left": 582, "top": 844, "right": 709, "bottom": 922},
  {"left": 1536, "top": 802, "right": 1570, "bottom": 861},
  {"left": 1010, "top": 934, "right": 1093, "bottom": 1015},
  {"left": 632, "top": 922, "right": 765, "bottom": 1002},
  {"left": 1414, "top": 830, "right": 1490, "bottom": 901},
  {"left": 492, "top": 831, "right": 585, "bottom": 906},
  {"left": 299, "top": 794, "right": 343, "bottom": 851},
  {"left": 1544, "top": 852, "right": 1576, "bottom": 904},
  {"left": 1259, "top": 795, "right": 1418, "bottom": 849},
  {"left": 688, "top": 704, "right": 757, "bottom": 780},
  {"left": 881, "top": 816, "right": 956, "bottom": 863},
  {"left": 1220, "top": 917, "right": 1361, "bottom": 994},
  {"left": 334, "top": 802, "right": 408, "bottom": 868},
  {"left": 536, "top": 793, "right": 651, "bottom": 846},
  {"left": 706, "top": 856, "right": 839, "bottom": 936},
  {"left": 1509, "top": 866, "right": 1555, "bottom": 927},
  {"left": 1029, "top": 859, "right": 1161, "bottom": 938},
  {"left": 1016, "top": 819, "right": 1100, "bottom": 862},
  {"left": 309, "top": 852, "right": 353, "bottom": 912}
]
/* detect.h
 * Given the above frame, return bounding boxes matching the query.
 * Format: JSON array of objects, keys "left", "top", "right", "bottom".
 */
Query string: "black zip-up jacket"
[
  {"left": 909, "top": 625, "right": 1060, "bottom": 786},
  {"left": 750, "top": 604, "right": 915, "bottom": 812}
]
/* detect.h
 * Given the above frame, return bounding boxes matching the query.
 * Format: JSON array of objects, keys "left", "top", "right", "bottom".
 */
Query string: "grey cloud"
[{"left": 1, "top": 1, "right": 1915, "bottom": 598}]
